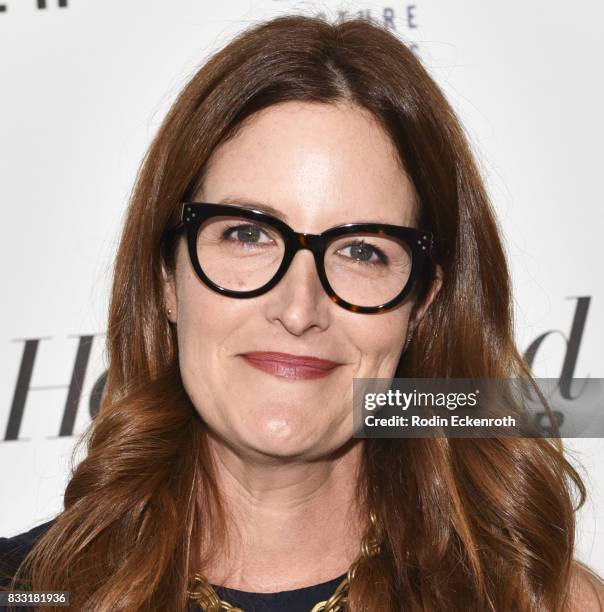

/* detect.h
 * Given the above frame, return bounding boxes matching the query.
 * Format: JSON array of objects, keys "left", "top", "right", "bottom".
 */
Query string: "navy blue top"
[{"left": 0, "top": 519, "right": 347, "bottom": 612}]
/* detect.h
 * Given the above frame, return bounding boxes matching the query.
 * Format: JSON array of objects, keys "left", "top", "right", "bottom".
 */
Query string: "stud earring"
[{"left": 167, "top": 309, "right": 172, "bottom": 316}]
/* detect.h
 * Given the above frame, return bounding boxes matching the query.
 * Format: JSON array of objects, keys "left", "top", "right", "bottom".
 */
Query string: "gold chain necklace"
[{"left": 187, "top": 511, "right": 383, "bottom": 612}]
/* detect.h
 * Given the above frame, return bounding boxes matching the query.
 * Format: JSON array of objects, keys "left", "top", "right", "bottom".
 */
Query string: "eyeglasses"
[{"left": 166, "top": 202, "right": 434, "bottom": 314}]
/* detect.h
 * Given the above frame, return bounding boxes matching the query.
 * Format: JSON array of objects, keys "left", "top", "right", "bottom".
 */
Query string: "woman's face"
[{"left": 163, "top": 101, "right": 439, "bottom": 460}]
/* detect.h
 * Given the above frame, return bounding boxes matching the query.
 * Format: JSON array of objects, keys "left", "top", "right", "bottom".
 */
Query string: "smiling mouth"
[{"left": 239, "top": 352, "right": 341, "bottom": 380}]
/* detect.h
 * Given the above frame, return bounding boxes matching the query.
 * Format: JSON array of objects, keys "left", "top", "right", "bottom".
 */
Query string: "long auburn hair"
[{"left": 8, "top": 13, "right": 599, "bottom": 611}]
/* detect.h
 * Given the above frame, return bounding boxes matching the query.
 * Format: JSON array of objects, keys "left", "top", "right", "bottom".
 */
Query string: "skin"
[
  {"left": 163, "top": 100, "right": 443, "bottom": 592},
  {"left": 569, "top": 563, "right": 604, "bottom": 611}
]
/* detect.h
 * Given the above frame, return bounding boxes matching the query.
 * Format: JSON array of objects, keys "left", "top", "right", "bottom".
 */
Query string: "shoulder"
[
  {"left": 0, "top": 518, "right": 57, "bottom": 589},
  {"left": 568, "top": 560, "right": 604, "bottom": 612}
]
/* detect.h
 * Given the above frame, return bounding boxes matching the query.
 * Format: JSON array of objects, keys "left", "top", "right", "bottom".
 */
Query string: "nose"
[{"left": 264, "top": 247, "right": 330, "bottom": 334}]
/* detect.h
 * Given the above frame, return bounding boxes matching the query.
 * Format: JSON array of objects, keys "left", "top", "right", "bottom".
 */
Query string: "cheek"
[
  {"left": 176, "top": 261, "right": 234, "bottom": 348},
  {"left": 354, "top": 308, "right": 410, "bottom": 373},
  {"left": 176, "top": 313, "right": 215, "bottom": 415},
  {"left": 174, "top": 279, "right": 233, "bottom": 408},
  {"left": 177, "top": 286, "right": 219, "bottom": 356}
]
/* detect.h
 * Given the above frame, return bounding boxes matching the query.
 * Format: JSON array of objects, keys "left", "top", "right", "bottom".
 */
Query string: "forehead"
[{"left": 197, "top": 101, "right": 417, "bottom": 230}]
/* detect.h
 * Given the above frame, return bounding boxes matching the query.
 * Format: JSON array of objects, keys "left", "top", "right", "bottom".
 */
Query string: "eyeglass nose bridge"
[
  {"left": 295, "top": 231, "right": 322, "bottom": 250},
  {"left": 275, "top": 230, "right": 343, "bottom": 308},
  {"left": 281, "top": 231, "right": 329, "bottom": 283}
]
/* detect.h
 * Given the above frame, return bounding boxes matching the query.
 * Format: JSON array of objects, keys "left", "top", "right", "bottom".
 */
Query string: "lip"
[{"left": 240, "top": 351, "right": 342, "bottom": 380}]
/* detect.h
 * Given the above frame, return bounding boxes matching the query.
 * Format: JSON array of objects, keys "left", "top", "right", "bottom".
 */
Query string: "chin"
[
  {"left": 246, "top": 419, "right": 354, "bottom": 460},
  {"left": 238, "top": 418, "right": 321, "bottom": 457}
]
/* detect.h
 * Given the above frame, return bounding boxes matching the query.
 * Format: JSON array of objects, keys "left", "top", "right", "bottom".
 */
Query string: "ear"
[
  {"left": 161, "top": 260, "right": 178, "bottom": 324},
  {"left": 408, "top": 263, "right": 443, "bottom": 335}
]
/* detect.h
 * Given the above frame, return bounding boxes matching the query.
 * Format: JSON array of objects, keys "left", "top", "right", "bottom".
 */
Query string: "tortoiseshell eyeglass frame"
[{"left": 164, "top": 201, "right": 435, "bottom": 314}]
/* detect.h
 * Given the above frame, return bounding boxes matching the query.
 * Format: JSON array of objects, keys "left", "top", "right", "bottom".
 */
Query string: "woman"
[{"left": 2, "top": 13, "right": 603, "bottom": 612}]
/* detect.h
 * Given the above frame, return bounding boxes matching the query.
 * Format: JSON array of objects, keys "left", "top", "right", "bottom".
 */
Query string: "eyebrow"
[
  {"left": 217, "top": 196, "right": 289, "bottom": 222},
  {"left": 215, "top": 195, "right": 412, "bottom": 228}
]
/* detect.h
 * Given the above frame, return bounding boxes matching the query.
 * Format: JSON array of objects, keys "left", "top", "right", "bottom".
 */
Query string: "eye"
[
  {"left": 222, "top": 223, "right": 274, "bottom": 246},
  {"left": 337, "top": 240, "right": 389, "bottom": 266}
]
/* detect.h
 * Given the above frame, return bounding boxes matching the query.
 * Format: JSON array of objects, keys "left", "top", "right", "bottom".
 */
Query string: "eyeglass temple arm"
[{"left": 165, "top": 221, "right": 184, "bottom": 235}]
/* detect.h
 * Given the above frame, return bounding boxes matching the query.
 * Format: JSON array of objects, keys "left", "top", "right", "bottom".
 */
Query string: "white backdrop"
[{"left": 1, "top": 0, "right": 603, "bottom": 577}]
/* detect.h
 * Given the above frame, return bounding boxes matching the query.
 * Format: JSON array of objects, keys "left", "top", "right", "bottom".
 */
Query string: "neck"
[{"left": 199, "top": 435, "right": 368, "bottom": 593}]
